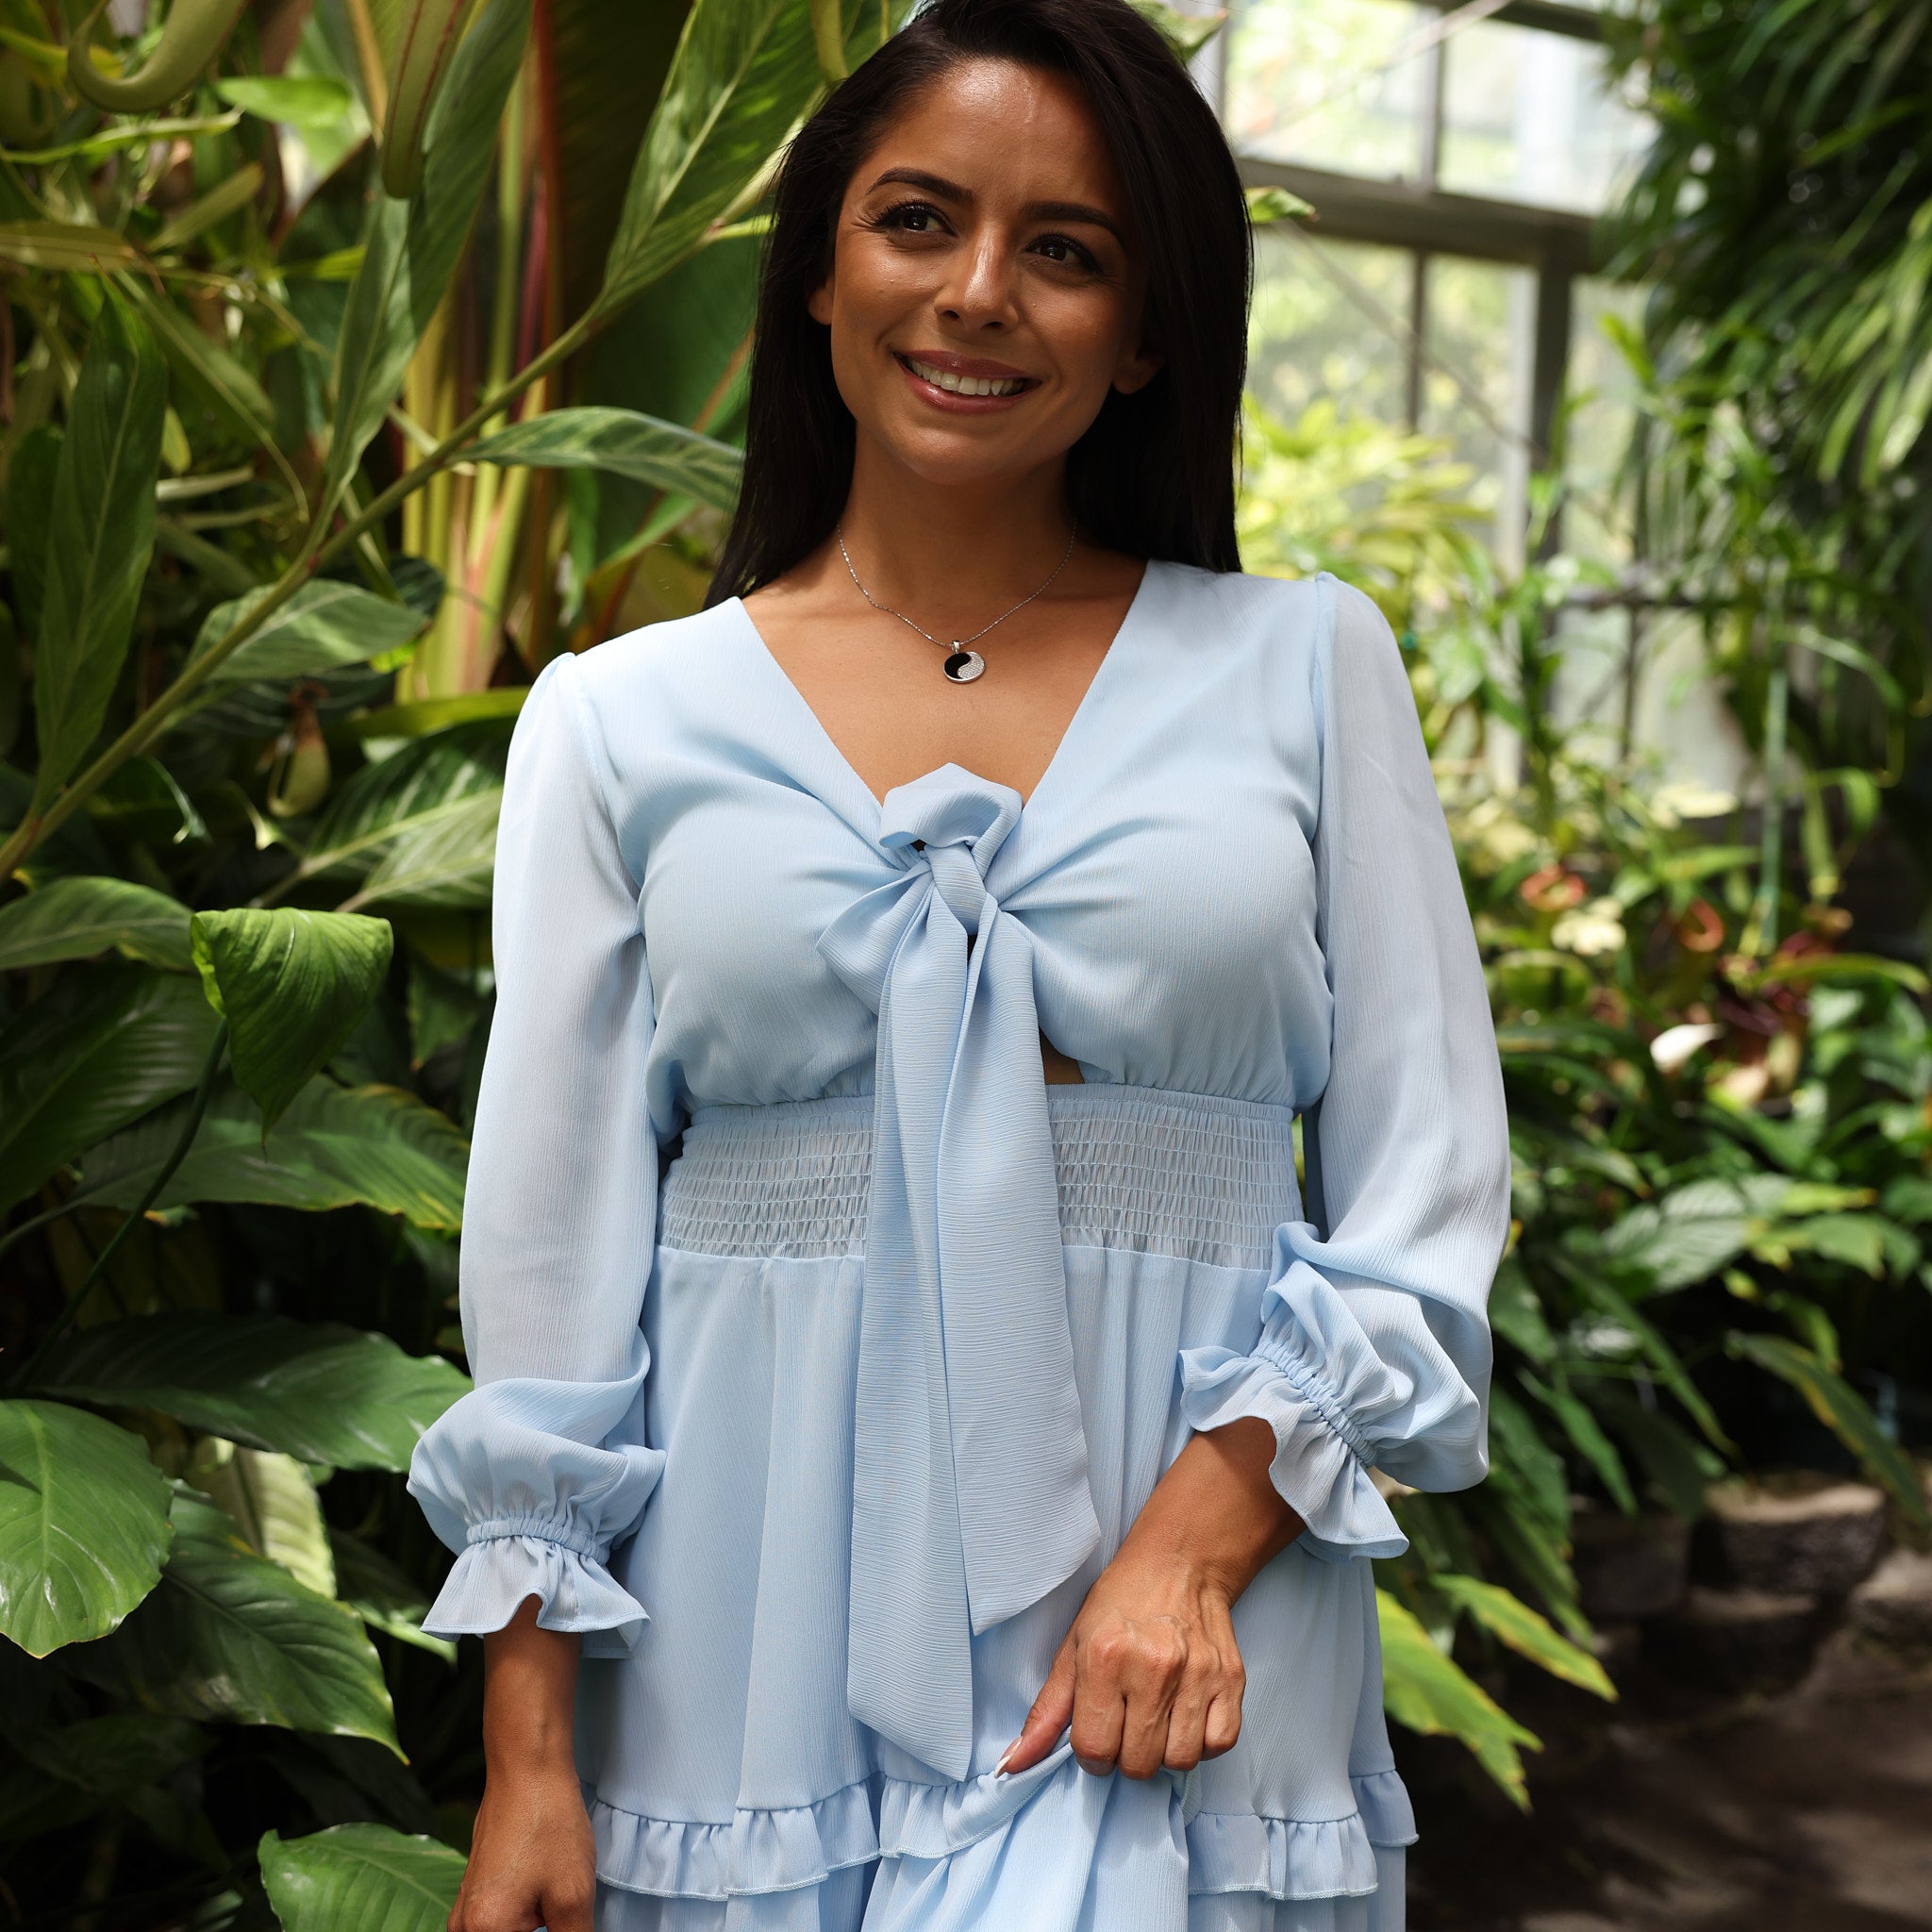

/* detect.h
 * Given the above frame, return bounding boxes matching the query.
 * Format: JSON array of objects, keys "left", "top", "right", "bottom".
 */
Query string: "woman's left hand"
[{"left": 998, "top": 1417, "right": 1304, "bottom": 1781}]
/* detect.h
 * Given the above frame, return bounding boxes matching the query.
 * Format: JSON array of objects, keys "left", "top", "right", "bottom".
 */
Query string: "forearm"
[
  {"left": 482, "top": 1596, "right": 582, "bottom": 1774},
  {"left": 1123, "top": 1416, "right": 1304, "bottom": 1602}
]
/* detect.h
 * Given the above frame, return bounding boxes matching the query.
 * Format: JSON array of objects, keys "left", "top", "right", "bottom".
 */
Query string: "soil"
[{"left": 1401, "top": 1628, "right": 1932, "bottom": 1930}]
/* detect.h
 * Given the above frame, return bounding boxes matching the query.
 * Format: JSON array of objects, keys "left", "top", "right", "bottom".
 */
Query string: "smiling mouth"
[{"left": 897, "top": 354, "right": 1034, "bottom": 398}]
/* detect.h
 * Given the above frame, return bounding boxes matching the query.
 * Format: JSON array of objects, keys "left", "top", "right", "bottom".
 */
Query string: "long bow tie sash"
[{"left": 816, "top": 768, "right": 1100, "bottom": 1780}]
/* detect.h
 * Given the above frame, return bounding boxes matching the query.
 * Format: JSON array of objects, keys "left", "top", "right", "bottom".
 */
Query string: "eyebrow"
[{"left": 865, "top": 167, "right": 1126, "bottom": 246}]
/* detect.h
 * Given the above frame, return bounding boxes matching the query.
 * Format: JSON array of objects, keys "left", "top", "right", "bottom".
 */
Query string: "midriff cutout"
[{"left": 1041, "top": 1033, "right": 1085, "bottom": 1085}]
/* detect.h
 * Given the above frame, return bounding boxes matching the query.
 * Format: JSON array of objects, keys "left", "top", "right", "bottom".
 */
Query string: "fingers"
[
  {"left": 999, "top": 1631, "right": 1076, "bottom": 1775},
  {"left": 1070, "top": 1608, "right": 1247, "bottom": 1781},
  {"left": 541, "top": 1868, "right": 597, "bottom": 1932}
]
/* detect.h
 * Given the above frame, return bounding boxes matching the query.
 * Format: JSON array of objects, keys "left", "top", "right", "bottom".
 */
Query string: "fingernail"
[{"left": 993, "top": 1740, "right": 1019, "bottom": 1777}]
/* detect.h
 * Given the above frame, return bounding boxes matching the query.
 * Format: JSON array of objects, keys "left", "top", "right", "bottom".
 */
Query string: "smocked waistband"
[{"left": 658, "top": 1086, "right": 1300, "bottom": 1272}]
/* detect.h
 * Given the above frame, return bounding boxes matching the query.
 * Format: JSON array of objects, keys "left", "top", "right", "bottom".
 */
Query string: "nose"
[{"left": 937, "top": 228, "right": 1017, "bottom": 333}]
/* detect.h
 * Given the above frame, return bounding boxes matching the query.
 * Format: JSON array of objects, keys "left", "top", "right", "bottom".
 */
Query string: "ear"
[
  {"left": 1112, "top": 334, "right": 1162, "bottom": 397},
  {"left": 808, "top": 275, "right": 835, "bottom": 326}
]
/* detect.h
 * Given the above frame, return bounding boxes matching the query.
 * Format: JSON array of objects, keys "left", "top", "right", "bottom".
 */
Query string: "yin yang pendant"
[{"left": 942, "top": 647, "right": 986, "bottom": 683}]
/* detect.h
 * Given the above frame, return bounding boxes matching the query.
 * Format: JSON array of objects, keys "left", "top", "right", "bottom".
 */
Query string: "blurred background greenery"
[{"left": 0, "top": 0, "right": 1927, "bottom": 1925}]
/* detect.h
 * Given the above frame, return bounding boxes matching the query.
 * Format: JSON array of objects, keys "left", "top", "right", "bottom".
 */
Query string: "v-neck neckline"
[{"left": 729, "top": 559, "right": 1159, "bottom": 824}]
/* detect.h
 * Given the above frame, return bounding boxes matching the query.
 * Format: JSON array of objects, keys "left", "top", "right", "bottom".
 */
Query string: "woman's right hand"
[
  {"left": 449, "top": 1757, "right": 595, "bottom": 1932},
  {"left": 449, "top": 1597, "right": 595, "bottom": 1932}
]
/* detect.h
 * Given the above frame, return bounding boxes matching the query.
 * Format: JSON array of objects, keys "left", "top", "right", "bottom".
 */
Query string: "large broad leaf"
[
  {"left": 0, "top": 1400, "right": 173, "bottom": 1657},
  {"left": 33, "top": 290, "right": 167, "bottom": 806},
  {"left": 68, "top": 1488, "right": 399, "bottom": 1754},
  {"left": 73, "top": 1078, "right": 469, "bottom": 1230},
  {"left": 338, "top": 788, "right": 499, "bottom": 912},
  {"left": 192, "top": 581, "right": 429, "bottom": 689},
  {"left": 192, "top": 908, "right": 395, "bottom": 1131},
  {"left": 0, "top": 966, "right": 222, "bottom": 1213},
  {"left": 0, "top": 874, "right": 191, "bottom": 972},
  {"left": 466, "top": 406, "right": 743, "bottom": 511},
  {"left": 1430, "top": 1574, "right": 1616, "bottom": 1700},
  {"left": 7, "top": 424, "right": 61, "bottom": 641},
  {"left": 35, "top": 1312, "right": 470, "bottom": 1472},
  {"left": 190, "top": 1440, "right": 337, "bottom": 1599},
  {"left": 1727, "top": 1332, "right": 1930, "bottom": 1526},
  {"left": 286, "top": 721, "right": 510, "bottom": 893},
  {"left": 330, "top": 1528, "right": 456, "bottom": 1661},
  {"left": 1600, "top": 1174, "right": 1794, "bottom": 1292},
  {"left": 1377, "top": 1589, "right": 1541, "bottom": 1810},
  {"left": 599, "top": 0, "right": 898, "bottom": 311},
  {"left": 323, "top": 0, "right": 531, "bottom": 512},
  {"left": 259, "top": 1823, "right": 464, "bottom": 1932}
]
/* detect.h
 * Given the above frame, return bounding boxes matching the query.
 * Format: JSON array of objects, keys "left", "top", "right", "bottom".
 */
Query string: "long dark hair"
[{"left": 705, "top": 0, "right": 1251, "bottom": 605}]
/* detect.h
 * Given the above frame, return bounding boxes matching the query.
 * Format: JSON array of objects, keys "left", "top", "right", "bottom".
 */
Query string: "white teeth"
[{"left": 908, "top": 358, "right": 1024, "bottom": 397}]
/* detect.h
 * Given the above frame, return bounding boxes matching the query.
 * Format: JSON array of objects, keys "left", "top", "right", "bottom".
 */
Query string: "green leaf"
[
  {"left": 466, "top": 406, "right": 743, "bottom": 512},
  {"left": 349, "top": 689, "right": 526, "bottom": 740},
  {"left": 338, "top": 788, "right": 499, "bottom": 912},
  {"left": 259, "top": 1823, "right": 465, "bottom": 1932},
  {"left": 0, "top": 965, "right": 222, "bottom": 1213},
  {"left": 192, "top": 580, "right": 430, "bottom": 689},
  {"left": 7, "top": 424, "right": 60, "bottom": 641},
  {"left": 379, "top": 0, "right": 484, "bottom": 198},
  {"left": 35, "top": 1312, "right": 470, "bottom": 1472},
  {"left": 1244, "top": 183, "right": 1314, "bottom": 225},
  {"left": 33, "top": 289, "right": 167, "bottom": 807},
  {"left": 1129, "top": 0, "right": 1226, "bottom": 59},
  {"left": 1521, "top": 1371, "right": 1638, "bottom": 1516},
  {"left": 191, "top": 908, "right": 394, "bottom": 1131},
  {"left": 189, "top": 1440, "right": 337, "bottom": 1599},
  {"left": 69, "top": 1488, "right": 398, "bottom": 1754},
  {"left": 1377, "top": 1589, "right": 1541, "bottom": 1808},
  {"left": 74, "top": 1077, "right": 469, "bottom": 1230},
  {"left": 323, "top": 0, "right": 531, "bottom": 512},
  {"left": 214, "top": 75, "right": 358, "bottom": 130},
  {"left": 1726, "top": 1332, "right": 1929, "bottom": 1526},
  {"left": 0, "top": 1400, "right": 173, "bottom": 1656},
  {"left": 329, "top": 1528, "right": 456, "bottom": 1662},
  {"left": 289, "top": 719, "right": 509, "bottom": 892},
  {"left": 600, "top": 0, "right": 897, "bottom": 312},
  {"left": 1602, "top": 1174, "right": 1795, "bottom": 1292},
  {"left": 1431, "top": 1574, "right": 1617, "bottom": 1700},
  {"left": 0, "top": 874, "right": 191, "bottom": 972},
  {"left": 1489, "top": 1257, "right": 1556, "bottom": 1363}
]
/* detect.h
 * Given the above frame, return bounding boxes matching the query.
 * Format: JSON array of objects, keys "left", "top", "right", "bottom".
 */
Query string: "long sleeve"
[
  {"left": 1179, "top": 578, "right": 1509, "bottom": 1560},
  {"left": 408, "top": 652, "right": 666, "bottom": 1645}
]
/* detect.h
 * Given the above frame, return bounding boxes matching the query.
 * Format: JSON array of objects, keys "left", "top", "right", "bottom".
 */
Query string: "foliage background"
[{"left": 0, "top": 1, "right": 1926, "bottom": 1926}]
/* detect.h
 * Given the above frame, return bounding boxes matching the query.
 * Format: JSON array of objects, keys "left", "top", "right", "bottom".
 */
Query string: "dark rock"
[
  {"left": 1700, "top": 1475, "right": 1888, "bottom": 1598},
  {"left": 1848, "top": 1546, "right": 1932, "bottom": 1657},
  {"left": 1573, "top": 1507, "right": 1690, "bottom": 1622},
  {"left": 1647, "top": 1585, "right": 1820, "bottom": 1692}
]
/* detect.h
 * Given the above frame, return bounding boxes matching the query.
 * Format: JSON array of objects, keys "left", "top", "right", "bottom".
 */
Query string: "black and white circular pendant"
[{"left": 942, "top": 648, "right": 986, "bottom": 683}]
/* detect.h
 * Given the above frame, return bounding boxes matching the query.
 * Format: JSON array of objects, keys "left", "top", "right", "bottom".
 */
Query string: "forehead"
[{"left": 848, "top": 58, "right": 1127, "bottom": 211}]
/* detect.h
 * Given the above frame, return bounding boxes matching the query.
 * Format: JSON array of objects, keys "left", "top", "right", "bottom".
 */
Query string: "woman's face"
[{"left": 809, "top": 58, "right": 1161, "bottom": 491}]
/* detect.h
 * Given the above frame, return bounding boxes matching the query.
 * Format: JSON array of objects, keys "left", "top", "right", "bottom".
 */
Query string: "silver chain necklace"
[{"left": 835, "top": 523, "right": 1076, "bottom": 683}]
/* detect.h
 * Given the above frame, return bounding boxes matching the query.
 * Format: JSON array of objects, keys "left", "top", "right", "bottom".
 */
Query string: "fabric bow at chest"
[{"left": 817, "top": 766, "right": 1101, "bottom": 1780}]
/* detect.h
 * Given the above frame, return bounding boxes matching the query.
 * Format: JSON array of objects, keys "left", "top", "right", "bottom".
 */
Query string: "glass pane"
[
  {"left": 1224, "top": 0, "right": 1433, "bottom": 182},
  {"left": 1247, "top": 230, "right": 1412, "bottom": 428},
  {"left": 1438, "top": 21, "right": 1654, "bottom": 214},
  {"left": 1420, "top": 255, "right": 1535, "bottom": 529},
  {"left": 1562, "top": 277, "right": 1646, "bottom": 569}
]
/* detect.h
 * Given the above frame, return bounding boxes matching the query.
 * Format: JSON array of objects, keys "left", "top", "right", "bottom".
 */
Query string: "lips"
[{"left": 892, "top": 351, "right": 1040, "bottom": 410}]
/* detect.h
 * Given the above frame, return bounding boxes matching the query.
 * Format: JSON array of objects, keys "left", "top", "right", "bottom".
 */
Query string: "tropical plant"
[{"left": 0, "top": 0, "right": 903, "bottom": 1923}]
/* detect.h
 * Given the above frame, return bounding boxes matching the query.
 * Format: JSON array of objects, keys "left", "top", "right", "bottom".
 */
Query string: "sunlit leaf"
[
  {"left": 1377, "top": 1589, "right": 1540, "bottom": 1808},
  {"left": 33, "top": 290, "right": 166, "bottom": 807},
  {"left": 1431, "top": 1573, "right": 1616, "bottom": 1700},
  {"left": 74, "top": 1078, "right": 470, "bottom": 1231},
  {"left": 0, "top": 874, "right": 191, "bottom": 973},
  {"left": 0, "top": 1400, "right": 172, "bottom": 1657},
  {"left": 192, "top": 580, "right": 429, "bottom": 688},
  {"left": 259, "top": 1823, "right": 464, "bottom": 1932},
  {"left": 69, "top": 1488, "right": 398, "bottom": 1754},
  {"left": 35, "top": 1312, "right": 470, "bottom": 1474},
  {"left": 466, "top": 406, "right": 742, "bottom": 511},
  {"left": 192, "top": 908, "right": 394, "bottom": 1130}
]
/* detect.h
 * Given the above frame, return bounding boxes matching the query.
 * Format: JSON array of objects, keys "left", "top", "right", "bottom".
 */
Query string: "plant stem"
[
  {"left": 0, "top": 308, "right": 600, "bottom": 881},
  {"left": 8, "top": 1020, "right": 227, "bottom": 1391},
  {"left": 1752, "top": 648, "right": 1790, "bottom": 956}
]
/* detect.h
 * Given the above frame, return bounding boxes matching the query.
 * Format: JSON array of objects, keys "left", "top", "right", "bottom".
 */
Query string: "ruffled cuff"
[
  {"left": 408, "top": 1369, "right": 665, "bottom": 1642},
  {"left": 1178, "top": 1341, "right": 1406, "bottom": 1562}
]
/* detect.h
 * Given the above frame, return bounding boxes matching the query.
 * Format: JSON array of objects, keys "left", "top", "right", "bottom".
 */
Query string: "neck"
[{"left": 836, "top": 432, "right": 1077, "bottom": 618}]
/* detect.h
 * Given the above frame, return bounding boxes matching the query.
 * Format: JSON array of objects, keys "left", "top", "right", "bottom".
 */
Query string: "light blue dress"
[{"left": 408, "top": 563, "right": 1509, "bottom": 1932}]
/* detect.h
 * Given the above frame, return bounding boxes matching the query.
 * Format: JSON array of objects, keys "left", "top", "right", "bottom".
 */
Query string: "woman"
[{"left": 408, "top": 2, "right": 1509, "bottom": 1928}]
